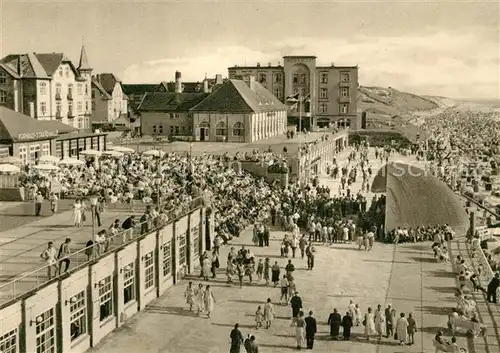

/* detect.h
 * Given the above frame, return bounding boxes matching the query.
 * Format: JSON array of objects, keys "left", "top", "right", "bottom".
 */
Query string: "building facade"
[
  {"left": 190, "top": 76, "right": 287, "bottom": 143},
  {"left": 228, "top": 56, "right": 359, "bottom": 130},
  {"left": 0, "top": 46, "right": 93, "bottom": 130},
  {"left": 91, "top": 73, "right": 129, "bottom": 125}
]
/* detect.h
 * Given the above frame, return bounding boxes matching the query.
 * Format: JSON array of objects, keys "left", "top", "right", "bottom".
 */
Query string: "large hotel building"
[{"left": 228, "top": 55, "right": 359, "bottom": 130}]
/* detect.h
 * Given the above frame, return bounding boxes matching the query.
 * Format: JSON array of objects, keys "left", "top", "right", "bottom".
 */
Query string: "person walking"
[
  {"left": 279, "top": 275, "right": 289, "bottom": 304},
  {"left": 306, "top": 244, "right": 315, "bottom": 270},
  {"left": 385, "top": 304, "right": 394, "bottom": 338},
  {"left": 328, "top": 308, "right": 342, "bottom": 340},
  {"left": 184, "top": 282, "right": 195, "bottom": 311},
  {"left": 49, "top": 192, "right": 58, "bottom": 214},
  {"left": 40, "top": 242, "right": 58, "bottom": 279},
  {"left": 487, "top": 273, "right": 500, "bottom": 303},
  {"left": 263, "top": 298, "right": 274, "bottom": 329},
  {"left": 292, "top": 311, "right": 306, "bottom": 350},
  {"left": 34, "top": 192, "right": 44, "bottom": 216},
  {"left": 230, "top": 323, "right": 244, "bottom": 353},
  {"left": 271, "top": 261, "right": 280, "bottom": 287},
  {"left": 203, "top": 285, "right": 216, "bottom": 318},
  {"left": 290, "top": 292, "right": 303, "bottom": 318},
  {"left": 342, "top": 311, "right": 353, "bottom": 340},
  {"left": 395, "top": 312, "right": 409, "bottom": 345},
  {"left": 407, "top": 313, "right": 417, "bottom": 345},
  {"left": 57, "top": 238, "right": 71, "bottom": 275},
  {"left": 305, "top": 311, "right": 317, "bottom": 349}
]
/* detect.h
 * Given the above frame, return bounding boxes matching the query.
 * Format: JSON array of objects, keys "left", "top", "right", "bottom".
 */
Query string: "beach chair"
[
  {"left": 432, "top": 340, "right": 467, "bottom": 353},
  {"left": 454, "top": 317, "right": 487, "bottom": 337}
]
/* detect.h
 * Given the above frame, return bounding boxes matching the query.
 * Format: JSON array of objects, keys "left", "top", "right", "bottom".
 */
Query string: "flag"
[
  {"left": 289, "top": 102, "right": 298, "bottom": 110},
  {"left": 303, "top": 93, "right": 311, "bottom": 103},
  {"left": 286, "top": 93, "right": 299, "bottom": 102}
]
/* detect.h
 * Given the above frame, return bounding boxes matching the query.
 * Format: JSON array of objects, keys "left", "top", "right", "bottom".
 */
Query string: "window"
[
  {"left": 98, "top": 275, "right": 113, "bottom": 322},
  {"left": 144, "top": 251, "right": 155, "bottom": 290},
  {"left": 77, "top": 102, "right": 82, "bottom": 113},
  {"left": 191, "top": 225, "right": 200, "bottom": 260},
  {"left": 319, "top": 103, "right": 328, "bottom": 113},
  {"left": 91, "top": 90, "right": 95, "bottom": 99},
  {"left": 76, "top": 84, "right": 82, "bottom": 95},
  {"left": 85, "top": 84, "right": 88, "bottom": 95},
  {"left": 35, "top": 308, "right": 56, "bottom": 353},
  {"left": 162, "top": 241, "right": 172, "bottom": 277},
  {"left": 169, "top": 126, "right": 174, "bottom": 135},
  {"left": 55, "top": 83, "right": 62, "bottom": 96},
  {"left": 65, "top": 67, "right": 69, "bottom": 77},
  {"left": 293, "top": 74, "right": 298, "bottom": 83},
  {"left": 299, "top": 74, "right": 306, "bottom": 84},
  {"left": 40, "top": 102, "right": 47, "bottom": 115},
  {"left": 258, "top": 73, "right": 266, "bottom": 83},
  {"left": 178, "top": 233, "right": 187, "bottom": 266},
  {"left": 59, "top": 67, "right": 63, "bottom": 77},
  {"left": 85, "top": 102, "right": 89, "bottom": 112},
  {"left": 92, "top": 101, "right": 96, "bottom": 111},
  {"left": 320, "top": 72, "right": 328, "bottom": 84},
  {"left": 0, "top": 90, "right": 6, "bottom": 104},
  {"left": 233, "top": 122, "right": 244, "bottom": 136},
  {"left": 68, "top": 84, "right": 73, "bottom": 98},
  {"left": 39, "top": 82, "right": 47, "bottom": 95},
  {"left": 0, "top": 328, "right": 17, "bottom": 353},
  {"left": 78, "top": 118, "right": 83, "bottom": 129},
  {"left": 215, "top": 121, "right": 227, "bottom": 136},
  {"left": 320, "top": 88, "right": 328, "bottom": 99},
  {"left": 341, "top": 87, "right": 349, "bottom": 97},
  {"left": 174, "top": 126, "right": 180, "bottom": 135},
  {"left": 19, "top": 146, "right": 27, "bottom": 164},
  {"left": 0, "top": 71, "right": 6, "bottom": 84},
  {"left": 158, "top": 125, "right": 163, "bottom": 134},
  {"left": 69, "top": 290, "right": 87, "bottom": 342},
  {"left": 123, "top": 263, "right": 135, "bottom": 304},
  {"left": 340, "top": 103, "right": 349, "bottom": 114},
  {"left": 153, "top": 125, "right": 157, "bottom": 134},
  {"left": 29, "top": 145, "right": 40, "bottom": 162},
  {"left": 341, "top": 72, "right": 350, "bottom": 82},
  {"left": 42, "top": 143, "right": 50, "bottom": 156},
  {"left": 274, "top": 73, "right": 282, "bottom": 83},
  {"left": 68, "top": 101, "right": 73, "bottom": 116}
]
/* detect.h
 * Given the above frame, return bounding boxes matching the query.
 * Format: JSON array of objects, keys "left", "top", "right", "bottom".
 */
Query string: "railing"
[{"left": 0, "top": 196, "right": 204, "bottom": 305}]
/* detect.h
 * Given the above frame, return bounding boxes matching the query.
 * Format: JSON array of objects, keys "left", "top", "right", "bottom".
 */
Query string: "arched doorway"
[{"left": 199, "top": 121, "right": 209, "bottom": 141}]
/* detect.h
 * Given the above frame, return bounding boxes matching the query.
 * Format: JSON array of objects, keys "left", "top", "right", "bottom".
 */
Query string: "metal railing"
[{"left": 0, "top": 196, "right": 203, "bottom": 305}]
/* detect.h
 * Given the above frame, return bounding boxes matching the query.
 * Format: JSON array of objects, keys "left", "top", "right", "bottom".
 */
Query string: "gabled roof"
[
  {"left": 0, "top": 62, "right": 20, "bottom": 79},
  {"left": 190, "top": 79, "right": 287, "bottom": 113},
  {"left": 122, "top": 84, "right": 162, "bottom": 96},
  {"left": 91, "top": 79, "right": 112, "bottom": 100},
  {"left": 38, "top": 120, "right": 78, "bottom": 134},
  {"left": 1, "top": 52, "right": 82, "bottom": 79},
  {"left": 34, "top": 53, "right": 64, "bottom": 76},
  {"left": 0, "top": 107, "right": 62, "bottom": 142},
  {"left": 96, "top": 73, "right": 121, "bottom": 95},
  {"left": 138, "top": 92, "right": 209, "bottom": 112}
]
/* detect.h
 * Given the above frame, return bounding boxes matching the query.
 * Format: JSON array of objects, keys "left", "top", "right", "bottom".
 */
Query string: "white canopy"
[
  {"left": 143, "top": 149, "right": 166, "bottom": 157},
  {"left": 0, "top": 164, "right": 21, "bottom": 173},
  {"left": 39, "top": 155, "right": 60, "bottom": 164},
  {"left": 58, "top": 158, "right": 85, "bottom": 166},
  {"left": 32, "top": 164, "right": 59, "bottom": 171},
  {"left": 0, "top": 156, "right": 22, "bottom": 164},
  {"left": 80, "top": 149, "right": 102, "bottom": 157},
  {"left": 102, "top": 150, "right": 124, "bottom": 158},
  {"left": 109, "top": 146, "right": 135, "bottom": 154}
]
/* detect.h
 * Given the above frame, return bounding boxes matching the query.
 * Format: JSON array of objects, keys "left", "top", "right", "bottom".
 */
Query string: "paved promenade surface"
[{"left": 89, "top": 227, "right": 467, "bottom": 353}]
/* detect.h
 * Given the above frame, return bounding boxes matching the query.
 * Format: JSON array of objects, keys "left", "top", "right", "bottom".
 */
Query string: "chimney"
[
  {"left": 256, "top": 62, "right": 261, "bottom": 67},
  {"left": 330, "top": 62, "right": 335, "bottom": 67},
  {"left": 203, "top": 78, "right": 209, "bottom": 93},
  {"left": 277, "top": 61, "right": 281, "bottom": 67},
  {"left": 242, "top": 74, "right": 256, "bottom": 91},
  {"left": 268, "top": 62, "right": 271, "bottom": 67},
  {"left": 215, "top": 74, "right": 223, "bottom": 85},
  {"left": 174, "top": 71, "right": 182, "bottom": 93}
]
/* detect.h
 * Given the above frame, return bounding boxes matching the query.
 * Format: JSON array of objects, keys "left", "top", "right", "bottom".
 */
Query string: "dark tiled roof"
[
  {"left": 38, "top": 120, "right": 78, "bottom": 134},
  {"left": 0, "top": 107, "right": 60, "bottom": 142},
  {"left": 138, "top": 92, "right": 209, "bottom": 112},
  {"left": 34, "top": 53, "right": 64, "bottom": 76},
  {"left": 0, "top": 62, "right": 20, "bottom": 79},
  {"left": 122, "top": 84, "right": 161, "bottom": 96},
  {"left": 190, "top": 80, "right": 287, "bottom": 113},
  {"left": 92, "top": 79, "right": 112, "bottom": 100},
  {"left": 97, "top": 73, "right": 120, "bottom": 94}
]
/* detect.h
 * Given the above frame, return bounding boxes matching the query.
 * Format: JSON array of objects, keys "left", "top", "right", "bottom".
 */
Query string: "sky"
[{"left": 1, "top": 0, "right": 499, "bottom": 99}]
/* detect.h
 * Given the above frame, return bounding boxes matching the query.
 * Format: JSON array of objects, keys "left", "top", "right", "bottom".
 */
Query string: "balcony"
[
  {"left": 339, "top": 96, "right": 351, "bottom": 103},
  {"left": 67, "top": 92, "right": 73, "bottom": 100},
  {"left": 55, "top": 111, "right": 62, "bottom": 120},
  {"left": 55, "top": 93, "right": 62, "bottom": 100},
  {"left": 340, "top": 81, "right": 350, "bottom": 87}
]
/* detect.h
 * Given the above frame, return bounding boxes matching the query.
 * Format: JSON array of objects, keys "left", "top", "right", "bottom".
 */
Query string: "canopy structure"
[{"left": 371, "top": 162, "right": 469, "bottom": 234}]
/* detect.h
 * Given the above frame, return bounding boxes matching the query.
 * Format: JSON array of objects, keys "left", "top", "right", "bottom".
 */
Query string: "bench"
[
  {"left": 432, "top": 339, "right": 467, "bottom": 353},
  {"left": 475, "top": 226, "right": 491, "bottom": 241},
  {"left": 449, "top": 315, "right": 487, "bottom": 337}
]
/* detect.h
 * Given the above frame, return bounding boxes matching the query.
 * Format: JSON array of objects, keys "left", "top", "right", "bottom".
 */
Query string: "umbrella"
[
  {"left": 102, "top": 150, "right": 124, "bottom": 158},
  {"left": 39, "top": 155, "right": 60, "bottom": 164},
  {"left": 59, "top": 158, "right": 85, "bottom": 166},
  {"left": 0, "top": 164, "right": 21, "bottom": 173},
  {"left": 80, "top": 149, "right": 102, "bottom": 157},
  {"left": 143, "top": 149, "right": 165, "bottom": 157},
  {"left": 32, "top": 164, "right": 59, "bottom": 171},
  {"left": 0, "top": 156, "right": 22, "bottom": 164},
  {"left": 109, "top": 146, "right": 135, "bottom": 154}
]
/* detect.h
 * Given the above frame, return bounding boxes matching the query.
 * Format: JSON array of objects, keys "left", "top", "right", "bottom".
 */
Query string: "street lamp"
[
  {"left": 154, "top": 172, "right": 162, "bottom": 208},
  {"left": 89, "top": 195, "right": 99, "bottom": 242}
]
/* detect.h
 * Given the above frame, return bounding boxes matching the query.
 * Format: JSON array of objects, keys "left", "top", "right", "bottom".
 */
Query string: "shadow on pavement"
[
  {"left": 427, "top": 270, "right": 456, "bottom": 278},
  {"left": 230, "top": 299, "right": 265, "bottom": 305},
  {"left": 426, "top": 286, "right": 458, "bottom": 294},
  {"left": 144, "top": 305, "right": 197, "bottom": 317},
  {"left": 363, "top": 259, "right": 413, "bottom": 264},
  {"left": 211, "top": 322, "right": 254, "bottom": 329},
  {"left": 259, "top": 343, "right": 293, "bottom": 349},
  {"left": 411, "top": 256, "right": 437, "bottom": 263},
  {"left": 417, "top": 305, "right": 452, "bottom": 315}
]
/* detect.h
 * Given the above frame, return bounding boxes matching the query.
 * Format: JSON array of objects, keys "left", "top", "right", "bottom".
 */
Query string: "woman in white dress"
[
  {"left": 203, "top": 285, "right": 216, "bottom": 318},
  {"left": 263, "top": 298, "right": 274, "bottom": 329},
  {"left": 195, "top": 283, "right": 205, "bottom": 315},
  {"left": 202, "top": 255, "right": 211, "bottom": 281},
  {"left": 374, "top": 305, "right": 385, "bottom": 338},
  {"left": 292, "top": 310, "right": 306, "bottom": 349},
  {"left": 395, "top": 312, "right": 409, "bottom": 345},
  {"left": 73, "top": 199, "right": 82, "bottom": 227},
  {"left": 364, "top": 307, "right": 376, "bottom": 340}
]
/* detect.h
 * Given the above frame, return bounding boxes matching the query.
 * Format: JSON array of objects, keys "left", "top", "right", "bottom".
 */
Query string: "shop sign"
[{"left": 17, "top": 130, "right": 58, "bottom": 141}]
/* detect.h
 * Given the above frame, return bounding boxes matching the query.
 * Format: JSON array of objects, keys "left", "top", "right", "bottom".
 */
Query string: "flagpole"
[{"left": 299, "top": 94, "right": 302, "bottom": 135}]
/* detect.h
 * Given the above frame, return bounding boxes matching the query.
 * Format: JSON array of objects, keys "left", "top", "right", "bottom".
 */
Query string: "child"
[
  {"left": 184, "top": 282, "right": 195, "bottom": 311},
  {"left": 280, "top": 241, "right": 286, "bottom": 257},
  {"left": 256, "top": 259, "right": 264, "bottom": 281},
  {"left": 255, "top": 305, "right": 263, "bottom": 329}
]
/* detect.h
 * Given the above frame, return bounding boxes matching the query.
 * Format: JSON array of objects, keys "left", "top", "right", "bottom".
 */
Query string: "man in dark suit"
[
  {"left": 327, "top": 308, "right": 342, "bottom": 340},
  {"left": 342, "top": 311, "right": 353, "bottom": 340},
  {"left": 384, "top": 304, "right": 393, "bottom": 338},
  {"left": 290, "top": 292, "right": 303, "bottom": 318},
  {"left": 304, "top": 311, "right": 317, "bottom": 349},
  {"left": 487, "top": 273, "right": 500, "bottom": 303}
]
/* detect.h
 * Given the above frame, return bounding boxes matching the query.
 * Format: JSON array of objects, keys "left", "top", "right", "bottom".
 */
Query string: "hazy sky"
[{"left": 1, "top": 0, "right": 499, "bottom": 99}]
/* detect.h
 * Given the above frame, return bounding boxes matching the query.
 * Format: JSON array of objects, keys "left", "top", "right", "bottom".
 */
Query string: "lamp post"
[
  {"left": 89, "top": 195, "right": 99, "bottom": 243},
  {"left": 154, "top": 172, "right": 162, "bottom": 209}
]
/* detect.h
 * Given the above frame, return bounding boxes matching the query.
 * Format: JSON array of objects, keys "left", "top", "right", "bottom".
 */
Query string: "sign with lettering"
[{"left": 17, "top": 130, "right": 58, "bottom": 141}]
